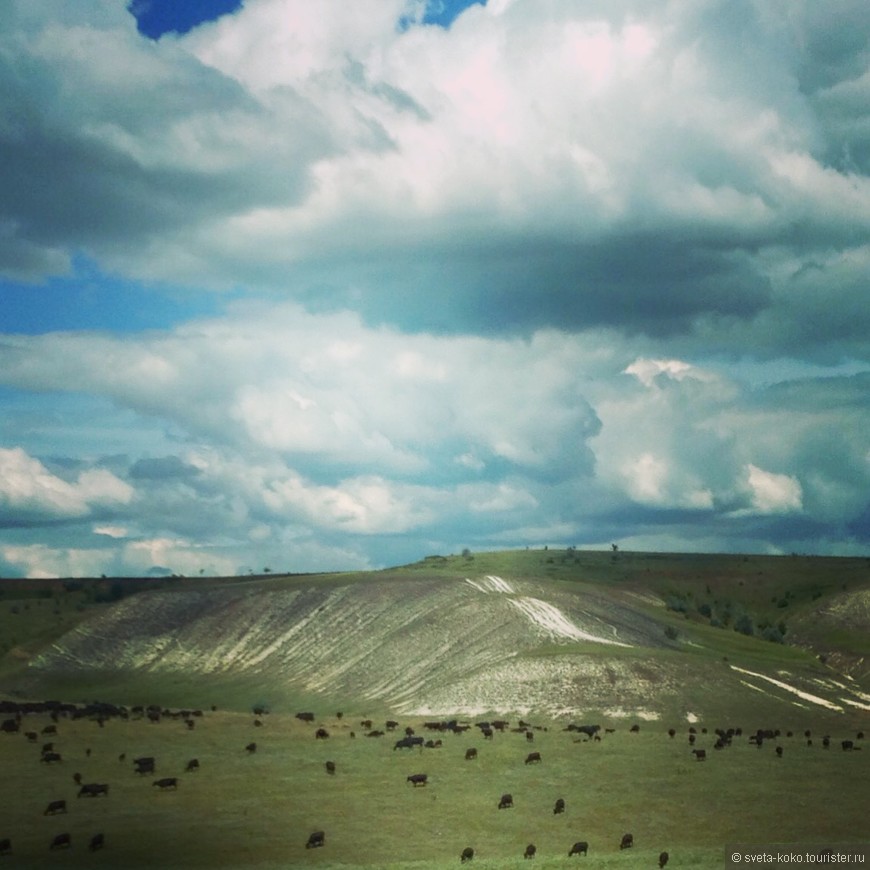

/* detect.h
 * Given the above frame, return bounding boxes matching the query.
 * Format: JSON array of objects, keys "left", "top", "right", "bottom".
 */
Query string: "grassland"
[
  {"left": 0, "top": 549, "right": 868, "bottom": 867},
  {"left": 0, "top": 706, "right": 866, "bottom": 869}
]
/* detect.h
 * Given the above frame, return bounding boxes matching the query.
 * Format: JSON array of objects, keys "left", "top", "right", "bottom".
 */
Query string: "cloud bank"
[{"left": 0, "top": 0, "right": 867, "bottom": 575}]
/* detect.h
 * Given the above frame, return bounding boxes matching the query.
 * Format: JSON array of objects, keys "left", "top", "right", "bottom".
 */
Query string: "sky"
[{"left": 0, "top": 0, "right": 868, "bottom": 579}]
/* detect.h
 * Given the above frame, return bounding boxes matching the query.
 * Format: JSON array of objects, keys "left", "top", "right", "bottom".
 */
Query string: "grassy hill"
[{"left": 0, "top": 549, "right": 868, "bottom": 868}]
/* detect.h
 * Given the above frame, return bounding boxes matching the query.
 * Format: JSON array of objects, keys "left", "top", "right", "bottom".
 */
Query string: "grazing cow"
[
  {"left": 668, "top": 728, "right": 676, "bottom": 738},
  {"left": 481, "top": 727, "right": 494, "bottom": 740},
  {"left": 842, "top": 740, "right": 854, "bottom": 751},
  {"left": 89, "top": 833, "right": 104, "bottom": 852},
  {"left": 689, "top": 734, "right": 696, "bottom": 745},
  {"left": 407, "top": 774, "right": 428, "bottom": 787},
  {"left": 823, "top": 737, "right": 830, "bottom": 748},
  {"left": 394, "top": 736, "right": 422, "bottom": 750},
  {"left": 245, "top": 742, "right": 257, "bottom": 754},
  {"left": 42, "top": 725, "right": 57, "bottom": 735},
  {"left": 360, "top": 719, "right": 373, "bottom": 729},
  {"left": 620, "top": 833, "right": 634, "bottom": 850},
  {"left": 0, "top": 838, "right": 9, "bottom": 855},
  {"left": 0, "top": 719, "right": 19, "bottom": 734},
  {"left": 306, "top": 831, "right": 325, "bottom": 849},
  {"left": 498, "top": 793, "right": 513, "bottom": 809},
  {"left": 554, "top": 798, "right": 565, "bottom": 814},
  {"left": 42, "top": 742, "right": 54, "bottom": 754},
  {"left": 568, "top": 841, "right": 588, "bottom": 856},
  {"left": 315, "top": 728, "right": 329, "bottom": 740},
  {"left": 630, "top": 724, "right": 640, "bottom": 733},
  {"left": 385, "top": 720, "right": 399, "bottom": 730},
  {"left": 78, "top": 783, "right": 109, "bottom": 797},
  {"left": 25, "top": 731, "right": 37, "bottom": 742},
  {"left": 186, "top": 719, "right": 195, "bottom": 730},
  {"left": 40, "top": 752, "right": 62, "bottom": 764},
  {"left": 659, "top": 850, "right": 670, "bottom": 867},
  {"left": 185, "top": 758, "right": 199, "bottom": 772},
  {"left": 525, "top": 751, "right": 541, "bottom": 764},
  {"left": 460, "top": 846, "right": 474, "bottom": 862},
  {"left": 153, "top": 777, "right": 178, "bottom": 790},
  {"left": 73, "top": 772, "right": 82, "bottom": 785},
  {"left": 43, "top": 799, "right": 67, "bottom": 815},
  {"left": 692, "top": 749, "right": 706, "bottom": 761},
  {"left": 524, "top": 844, "right": 536, "bottom": 859},
  {"left": 253, "top": 719, "right": 262, "bottom": 728},
  {"left": 776, "top": 746, "right": 783, "bottom": 757},
  {"left": 465, "top": 748, "right": 478, "bottom": 761},
  {"left": 134, "top": 756, "right": 155, "bottom": 774},
  {"left": 325, "top": 761, "right": 336, "bottom": 775},
  {"left": 50, "top": 833, "right": 71, "bottom": 850},
  {"left": 295, "top": 712, "right": 315, "bottom": 723},
  {"left": 119, "top": 753, "right": 126, "bottom": 763},
  {"left": 525, "top": 730, "right": 534, "bottom": 742}
]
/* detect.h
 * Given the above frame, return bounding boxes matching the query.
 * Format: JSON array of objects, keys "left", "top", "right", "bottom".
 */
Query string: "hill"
[{"left": 2, "top": 549, "right": 868, "bottom": 726}]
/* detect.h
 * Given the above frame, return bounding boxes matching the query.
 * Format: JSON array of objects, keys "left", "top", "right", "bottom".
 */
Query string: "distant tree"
[
  {"left": 735, "top": 614, "right": 754, "bottom": 636},
  {"left": 611, "top": 543, "right": 619, "bottom": 552},
  {"left": 263, "top": 567, "right": 271, "bottom": 574}
]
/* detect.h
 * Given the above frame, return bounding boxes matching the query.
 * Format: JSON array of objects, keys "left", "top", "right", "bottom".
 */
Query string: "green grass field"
[
  {"left": 0, "top": 549, "right": 868, "bottom": 867},
  {"left": 0, "top": 707, "right": 866, "bottom": 869}
]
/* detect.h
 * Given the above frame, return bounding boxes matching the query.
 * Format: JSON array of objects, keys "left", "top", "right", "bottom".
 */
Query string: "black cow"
[
  {"left": 568, "top": 841, "right": 588, "bottom": 856},
  {"left": 498, "top": 793, "right": 513, "bottom": 809},
  {"left": 461, "top": 846, "right": 474, "bottom": 862},
  {"left": 49, "top": 833, "right": 71, "bottom": 850},
  {"left": 407, "top": 774, "right": 428, "bottom": 787},
  {"left": 692, "top": 749, "right": 706, "bottom": 761},
  {"left": 524, "top": 751, "right": 541, "bottom": 764},
  {"left": 659, "top": 851, "right": 670, "bottom": 867},
  {"left": 554, "top": 798, "right": 565, "bottom": 814},
  {"left": 394, "top": 736, "right": 423, "bottom": 750},
  {"left": 134, "top": 756, "right": 155, "bottom": 774},
  {"left": 42, "top": 725, "right": 57, "bottom": 735},
  {"left": 42, "top": 742, "right": 54, "bottom": 754},
  {"left": 668, "top": 728, "right": 676, "bottom": 738},
  {"left": 0, "top": 719, "right": 19, "bottom": 734},
  {"left": 306, "top": 831, "right": 325, "bottom": 849},
  {"left": 524, "top": 844, "right": 537, "bottom": 859},
  {"left": 776, "top": 746, "right": 784, "bottom": 757},
  {"left": 89, "top": 834, "right": 105, "bottom": 852},
  {"left": 0, "top": 838, "right": 10, "bottom": 855},
  {"left": 842, "top": 740, "right": 854, "bottom": 751},
  {"left": 40, "top": 752, "right": 62, "bottom": 764},
  {"left": 325, "top": 761, "right": 336, "bottom": 775},
  {"left": 25, "top": 731, "right": 37, "bottom": 742},
  {"left": 78, "top": 783, "right": 109, "bottom": 797},
  {"left": 526, "top": 731, "right": 534, "bottom": 742},
  {"left": 73, "top": 772, "right": 82, "bottom": 785},
  {"left": 153, "top": 777, "right": 178, "bottom": 790},
  {"left": 245, "top": 742, "right": 257, "bottom": 754},
  {"left": 315, "top": 728, "right": 329, "bottom": 740},
  {"left": 630, "top": 724, "right": 640, "bottom": 733},
  {"left": 296, "top": 712, "right": 315, "bottom": 723},
  {"left": 185, "top": 758, "right": 199, "bottom": 772},
  {"left": 465, "top": 748, "right": 478, "bottom": 761},
  {"left": 43, "top": 800, "right": 67, "bottom": 815},
  {"left": 620, "top": 833, "right": 634, "bottom": 849},
  {"left": 385, "top": 720, "right": 399, "bottom": 730}
]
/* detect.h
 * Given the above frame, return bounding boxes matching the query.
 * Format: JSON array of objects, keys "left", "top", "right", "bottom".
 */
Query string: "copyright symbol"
[{"left": 732, "top": 854, "right": 742, "bottom": 863}]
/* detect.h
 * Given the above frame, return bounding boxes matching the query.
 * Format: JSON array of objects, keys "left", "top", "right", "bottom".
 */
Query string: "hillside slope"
[{"left": 15, "top": 551, "right": 870, "bottom": 724}]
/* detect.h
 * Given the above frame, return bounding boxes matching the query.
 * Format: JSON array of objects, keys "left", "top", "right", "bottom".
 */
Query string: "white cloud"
[
  {"left": 0, "top": 447, "right": 133, "bottom": 519},
  {"left": 745, "top": 463, "right": 803, "bottom": 514}
]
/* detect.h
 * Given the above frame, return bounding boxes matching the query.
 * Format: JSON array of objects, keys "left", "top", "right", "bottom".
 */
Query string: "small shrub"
[
  {"left": 734, "top": 614, "right": 754, "bottom": 636},
  {"left": 664, "top": 626, "right": 679, "bottom": 641}
]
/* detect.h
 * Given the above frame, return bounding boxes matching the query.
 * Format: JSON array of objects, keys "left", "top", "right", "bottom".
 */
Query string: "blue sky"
[{"left": 0, "top": 0, "right": 868, "bottom": 578}]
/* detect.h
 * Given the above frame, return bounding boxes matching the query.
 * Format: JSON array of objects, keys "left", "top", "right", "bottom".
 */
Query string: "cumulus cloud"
[
  {"left": 0, "top": 447, "right": 133, "bottom": 521},
  {"left": 0, "top": 0, "right": 868, "bottom": 575}
]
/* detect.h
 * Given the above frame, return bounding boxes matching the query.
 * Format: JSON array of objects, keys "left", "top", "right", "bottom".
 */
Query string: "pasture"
[{"left": 0, "top": 703, "right": 867, "bottom": 869}]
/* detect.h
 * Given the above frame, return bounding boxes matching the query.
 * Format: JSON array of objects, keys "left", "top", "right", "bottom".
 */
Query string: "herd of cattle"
[{"left": 0, "top": 697, "right": 866, "bottom": 863}]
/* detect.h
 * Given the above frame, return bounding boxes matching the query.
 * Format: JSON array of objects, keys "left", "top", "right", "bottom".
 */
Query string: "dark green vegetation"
[{"left": 0, "top": 549, "right": 868, "bottom": 867}]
